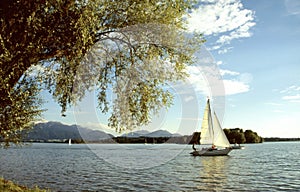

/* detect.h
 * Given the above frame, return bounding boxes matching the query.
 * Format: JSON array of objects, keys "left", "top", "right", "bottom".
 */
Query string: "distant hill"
[
  {"left": 24, "top": 121, "right": 113, "bottom": 142},
  {"left": 145, "top": 130, "right": 178, "bottom": 138},
  {"left": 121, "top": 130, "right": 181, "bottom": 138},
  {"left": 23, "top": 121, "right": 188, "bottom": 144},
  {"left": 23, "top": 122, "right": 266, "bottom": 145},
  {"left": 121, "top": 130, "right": 150, "bottom": 138},
  {"left": 115, "top": 130, "right": 188, "bottom": 144}
]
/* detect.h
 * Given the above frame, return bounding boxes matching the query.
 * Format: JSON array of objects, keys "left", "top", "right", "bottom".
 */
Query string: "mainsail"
[{"left": 199, "top": 99, "right": 213, "bottom": 145}]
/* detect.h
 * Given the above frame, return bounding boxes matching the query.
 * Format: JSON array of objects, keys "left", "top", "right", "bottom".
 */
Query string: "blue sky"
[
  {"left": 42, "top": 0, "right": 300, "bottom": 138},
  {"left": 186, "top": 0, "right": 300, "bottom": 138}
]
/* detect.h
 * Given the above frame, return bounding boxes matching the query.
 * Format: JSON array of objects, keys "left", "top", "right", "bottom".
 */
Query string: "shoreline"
[{"left": 0, "top": 177, "right": 48, "bottom": 192}]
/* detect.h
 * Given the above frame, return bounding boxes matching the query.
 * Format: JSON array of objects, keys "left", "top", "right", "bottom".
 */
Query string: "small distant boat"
[
  {"left": 231, "top": 143, "right": 245, "bottom": 149},
  {"left": 190, "top": 99, "right": 232, "bottom": 156},
  {"left": 68, "top": 139, "right": 72, "bottom": 145}
]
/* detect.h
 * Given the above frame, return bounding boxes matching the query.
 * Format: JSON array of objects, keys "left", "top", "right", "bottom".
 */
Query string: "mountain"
[
  {"left": 134, "top": 130, "right": 151, "bottom": 135},
  {"left": 121, "top": 130, "right": 150, "bottom": 138},
  {"left": 24, "top": 121, "right": 184, "bottom": 144},
  {"left": 77, "top": 126, "right": 114, "bottom": 141},
  {"left": 24, "top": 121, "right": 113, "bottom": 142},
  {"left": 145, "top": 130, "right": 176, "bottom": 138},
  {"left": 121, "top": 130, "right": 181, "bottom": 138}
]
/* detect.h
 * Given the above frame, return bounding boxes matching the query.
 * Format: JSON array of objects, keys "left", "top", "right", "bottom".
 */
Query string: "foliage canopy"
[
  {"left": 0, "top": 0, "right": 204, "bottom": 146},
  {"left": 224, "top": 128, "right": 263, "bottom": 144}
]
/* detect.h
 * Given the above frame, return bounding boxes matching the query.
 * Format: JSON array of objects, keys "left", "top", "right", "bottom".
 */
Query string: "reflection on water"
[
  {"left": 197, "top": 156, "right": 229, "bottom": 191},
  {"left": 0, "top": 142, "right": 299, "bottom": 191}
]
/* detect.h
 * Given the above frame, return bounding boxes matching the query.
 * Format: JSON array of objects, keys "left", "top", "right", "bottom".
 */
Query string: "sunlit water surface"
[{"left": 0, "top": 142, "right": 299, "bottom": 191}]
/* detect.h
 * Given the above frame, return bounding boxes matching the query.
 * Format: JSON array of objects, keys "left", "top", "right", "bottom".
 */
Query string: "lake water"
[{"left": 0, "top": 142, "right": 299, "bottom": 191}]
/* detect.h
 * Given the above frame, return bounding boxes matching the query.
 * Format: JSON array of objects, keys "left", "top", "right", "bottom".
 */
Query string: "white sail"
[
  {"left": 212, "top": 111, "right": 230, "bottom": 147},
  {"left": 191, "top": 98, "right": 232, "bottom": 156},
  {"left": 190, "top": 99, "right": 232, "bottom": 156},
  {"left": 200, "top": 99, "right": 230, "bottom": 147},
  {"left": 199, "top": 99, "right": 214, "bottom": 145}
]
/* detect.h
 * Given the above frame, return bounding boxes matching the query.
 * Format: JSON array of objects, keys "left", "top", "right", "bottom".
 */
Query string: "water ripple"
[{"left": 0, "top": 142, "right": 299, "bottom": 191}]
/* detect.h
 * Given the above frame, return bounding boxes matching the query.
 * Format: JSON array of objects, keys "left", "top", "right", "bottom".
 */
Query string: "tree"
[
  {"left": 0, "top": 0, "right": 204, "bottom": 146},
  {"left": 224, "top": 128, "right": 245, "bottom": 144},
  {"left": 224, "top": 128, "right": 263, "bottom": 144},
  {"left": 230, "top": 128, "right": 246, "bottom": 144},
  {"left": 244, "top": 130, "right": 263, "bottom": 143}
]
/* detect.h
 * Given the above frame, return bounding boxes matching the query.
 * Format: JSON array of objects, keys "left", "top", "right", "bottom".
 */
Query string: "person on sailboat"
[{"left": 207, "top": 144, "right": 217, "bottom": 151}]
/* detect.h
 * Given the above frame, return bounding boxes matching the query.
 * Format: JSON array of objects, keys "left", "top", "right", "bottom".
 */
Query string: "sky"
[{"left": 42, "top": 0, "right": 300, "bottom": 138}]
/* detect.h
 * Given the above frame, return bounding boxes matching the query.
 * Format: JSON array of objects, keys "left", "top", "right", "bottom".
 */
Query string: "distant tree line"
[
  {"left": 263, "top": 137, "right": 300, "bottom": 142},
  {"left": 223, "top": 128, "right": 263, "bottom": 144}
]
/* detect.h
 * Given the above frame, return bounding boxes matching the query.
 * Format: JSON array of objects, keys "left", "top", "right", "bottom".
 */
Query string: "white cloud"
[
  {"left": 285, "top": 0, "right": 300, "bottom": 15},
  {"left": 280, "top": 85, "right": 300, "bottom": 93},
  {"left": 216, "top": 61, "right": 223, "bottom": 65},
  {"left": 218, "top": 47, "right": 233, "bottom": 54},
  {"left": 187, "top": 0, "right": 255, "bottom": 51},
  {"left": 216, "top": 22, "right": 256, "bottom": 45},
  {"left": 290, "top": 100, "right": 300, "bottom": 103},
  {"left": 182, "top": 45, "right": 251, "bottom": 96},
  {"left": 279, "top": 84, "right": 300, "bottom": 102},
  {"left": 220, "top": 69, "right": 240, "bottom": 76},
  {"left": 272, "top": 110, "right": 284, "bottom": 113},
  {"left": 186, "top": 65, "right": 212, "bottom": 96},
  {"left": 183, "top": 95, "right": 195, "bottom": 102},
  {"left": 282, "top": 94, "right": 300, "bottom": 100},
  {"left": 265, "top": 102, "right": 283, "bottom": 106},
  {"left": 223, "top": 79, "right": 250, "bottom": 95},
  {"left": 186, "top": 65, "right": 250, "bottom": 96}
]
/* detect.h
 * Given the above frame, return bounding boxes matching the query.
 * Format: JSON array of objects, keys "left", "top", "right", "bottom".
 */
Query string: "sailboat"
[
  {"left": 190, "top": 99, "right": 232, "bottom": 156},
  {"left": 68, "top": 138, "right": 72, "bottom": 145}
]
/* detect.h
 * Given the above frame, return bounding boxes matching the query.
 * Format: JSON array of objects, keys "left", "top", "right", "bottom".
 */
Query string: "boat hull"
[
  {"left": 231, "top": 146, "right": 245, "bottom": 150},
  {"left": 190, "top": 148, "right": 232, "bottom": 156}
]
